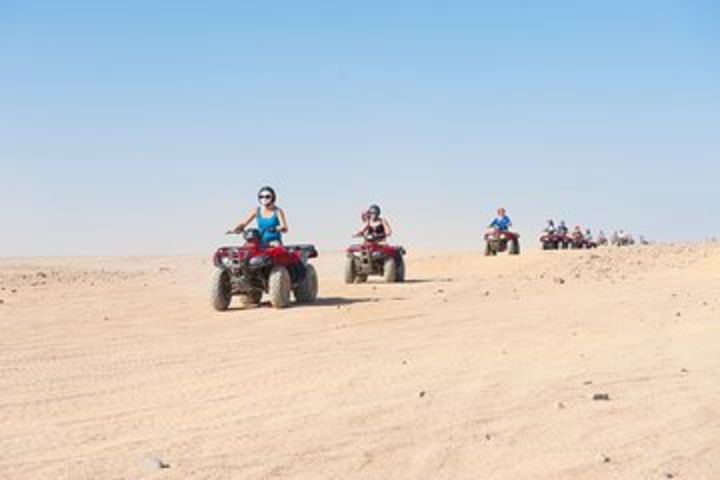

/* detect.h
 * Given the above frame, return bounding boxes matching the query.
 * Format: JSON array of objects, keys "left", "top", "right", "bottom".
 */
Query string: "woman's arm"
[
  {"left": 228, "top": 209, "right": 256, "bottom": 233},
  {"left": 277, "top": 208, "right": 289, "bottom": 233},
  {"left": 382, "top": 218, "right": 392, "bottom": 237},
  {"left": 354, "top": 222, "right": 369, "bottom": 237}
]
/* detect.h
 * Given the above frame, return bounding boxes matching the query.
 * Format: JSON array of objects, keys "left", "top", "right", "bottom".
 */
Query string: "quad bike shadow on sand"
[
  {"left": 211, "top": 229, "right": 319, "bottom": 311},
  {"left": 345, "top": 232, "right": 406, "bottom": 284}
]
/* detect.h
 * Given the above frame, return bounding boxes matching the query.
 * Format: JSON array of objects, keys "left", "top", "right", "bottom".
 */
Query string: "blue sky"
[{"left": 1, "top": 0, "right": 718, "bottom": 255}]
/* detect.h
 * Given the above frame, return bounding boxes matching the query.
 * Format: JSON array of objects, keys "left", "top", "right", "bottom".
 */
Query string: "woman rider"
[
  {"left": 354, "top": 205, "right": 392, "bottom": 242},
  {"left": 227, "top": 186, "right": 288, "bottom": 245}
]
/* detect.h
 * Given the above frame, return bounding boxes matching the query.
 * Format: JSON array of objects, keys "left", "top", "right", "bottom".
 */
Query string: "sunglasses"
[{"left": 258, "top": 194, "right": 273, "bottom": 200}]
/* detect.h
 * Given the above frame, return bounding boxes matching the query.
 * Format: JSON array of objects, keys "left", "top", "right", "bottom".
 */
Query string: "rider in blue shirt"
[
  {"left": 489, "top": 207, "right": 512, "bottom": 232},
  {"left": 228, "top": 186, "right": 289, "bottom": 245}
]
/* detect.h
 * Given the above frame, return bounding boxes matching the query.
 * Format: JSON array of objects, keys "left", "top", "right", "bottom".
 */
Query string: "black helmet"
[
  {"left": 243, "top": 228, "right": 261, "bottom": 243},
  {"left": 258, "top": 186, "right": 276, "bottom": 202},
  {"left": 368, "top": 205, "right": 381, "bottom": 216}
]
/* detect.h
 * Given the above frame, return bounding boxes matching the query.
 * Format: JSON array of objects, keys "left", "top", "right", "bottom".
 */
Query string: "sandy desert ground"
[{"left": 1, "top": 243, "right": 719, "bottom": 480}]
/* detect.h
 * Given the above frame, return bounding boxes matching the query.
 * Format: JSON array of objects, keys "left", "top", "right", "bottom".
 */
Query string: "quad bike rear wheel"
[
  {"left": 211, "top": 268, "right": 232, "bottom": 311},
  {"left": 344, "top": 256, "right": 356, "bottom": 284},
  {"left": 294, "top": 264, "right": 318, "bottom": 303},
  {"left": 268, "top": 265, "right": 292, "bottom": 308},
  {"left": 395, "top": 256, "right": 406, "bottom": 282},
  {"left": 383, "top": 257, "right": 397, "bottom": 283},
  {"left": 509, "top": 238, "right": 520, "bottom": 255}
]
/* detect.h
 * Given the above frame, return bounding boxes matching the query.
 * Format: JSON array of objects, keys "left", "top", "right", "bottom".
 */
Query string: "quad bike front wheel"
[
  {"left": 509, "top": 238, "right": 520, "bottom": 255},
  {"left": 344, "top": 256, "right": 356, "bottom": 284},
  {"left": 268, "top": 265, "right": 292, "bottom": 308},
  {"left": 485, "top": 242, "right": 496, "bottom": 256},
  {"left": 383, "top": 257, "right": 397, "bottom": 283},
  {"left": 211, "top": 268, "right": 232, "bottom": 311},
  {"left": 294, "top": 264, "right": 318, "bottom": 303}
]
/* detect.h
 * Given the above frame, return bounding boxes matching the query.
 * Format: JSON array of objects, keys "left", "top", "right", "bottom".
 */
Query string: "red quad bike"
[
  {"left": 211, "top": 229, "right": 319, "bottom": 311},
  {"left": 345, "top": 233, "right": 406, "bottom": 284},
  {"left": 570, "top": 232, "right": 598, "bottom": 250},
  {"left": 485, "top": 229, "right": 520, "bottom": 256},
  {"left": 540, "top": 232, "right": 571, "bottom": 250}
]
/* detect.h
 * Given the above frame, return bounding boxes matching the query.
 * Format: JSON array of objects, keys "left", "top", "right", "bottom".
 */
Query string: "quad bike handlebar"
[
  {"left": 354, "top": 231, "right": 386, "bottom": 242},
  {"left": 226, "top": 226, "right": 280, "bottom": 235}
]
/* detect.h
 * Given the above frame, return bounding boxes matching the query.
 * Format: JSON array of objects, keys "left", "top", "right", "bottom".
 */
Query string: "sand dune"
[{"left": 1, "top": 244, "right": 719, "bottom": 479}]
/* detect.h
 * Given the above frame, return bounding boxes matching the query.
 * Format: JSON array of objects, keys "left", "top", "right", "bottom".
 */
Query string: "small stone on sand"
[{"left": 143, "top": 455, "right": 170, "bottom": 470}]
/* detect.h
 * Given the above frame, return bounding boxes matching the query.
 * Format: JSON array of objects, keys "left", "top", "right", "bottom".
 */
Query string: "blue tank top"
[{"left": 256, "top": 207, "right": 281, "bottom": 244}]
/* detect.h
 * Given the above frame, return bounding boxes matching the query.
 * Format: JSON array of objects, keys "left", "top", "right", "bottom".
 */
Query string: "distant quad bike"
[
  {"left": 540, "top": 231, "right": 571, "bottom": 250},
  {"left": 570, "top": 232, "right": 598, "bottom": 249},
  {"left": 611, "top": 232, "right": 635, "bottom": 247},
  {"left": 211, "top": 229, "right": 319, "bottom": 311},
  {"left": 345, "top": 233, "right": 406, "bottom": 284},
  {"left": 485, "top": 229, "right": 520, "bottom": 256}
]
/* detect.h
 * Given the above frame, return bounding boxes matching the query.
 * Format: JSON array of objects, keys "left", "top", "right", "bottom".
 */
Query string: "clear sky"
[{"left": 1, "top": 0, "right": 718, "bottom": 255}]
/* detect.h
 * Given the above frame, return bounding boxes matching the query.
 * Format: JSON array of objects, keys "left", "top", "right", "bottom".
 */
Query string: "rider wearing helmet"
[
  {"left": 557, "top": 220, "right": 569, "bottom": 235},
  {"left": 488, "top": 207, "right": 512, "bottom": 232},
  {"left": 544, "top": 219, "right": 557, "bottom": 234},
  {"left": 227, "top": 186, "right": 288, "bottom": 245},
  {"left": 355, "top": 204, "right": 392, "bottom": 242}
]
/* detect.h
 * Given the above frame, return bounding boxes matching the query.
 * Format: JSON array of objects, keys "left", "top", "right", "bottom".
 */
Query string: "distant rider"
[
  {"left": 227, "top": 186, "right": 288, "bottom": 246},
  {"left": 488, "top": 207, "right": 512, "bottom": 233},
  {"left": 544, "top": 219, "right": 557, "bottom": 234},
  {"left": 355, "top": 205, "right": 392, "bottom": 242},
  {"left": 597, "top": 230, "right": 607, "bottom": 245},
  {"left": 557, "top": 221, "right": 569, "bottom": 235}
]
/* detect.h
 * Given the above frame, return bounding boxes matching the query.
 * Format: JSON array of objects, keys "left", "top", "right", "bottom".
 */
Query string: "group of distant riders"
[{"left": 542, "top": 219, "right": 639, "bottom": 248}]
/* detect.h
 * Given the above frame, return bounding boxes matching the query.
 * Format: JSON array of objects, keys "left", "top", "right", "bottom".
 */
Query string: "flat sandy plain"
[{"left": 1, "top": 243, "right": 719, "bottom": 479}]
